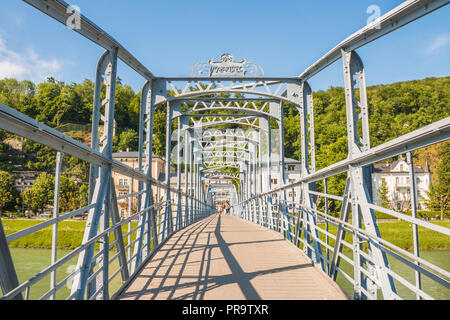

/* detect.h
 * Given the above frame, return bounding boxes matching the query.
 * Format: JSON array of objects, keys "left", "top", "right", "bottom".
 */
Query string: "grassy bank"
[
  {"left": 2, "top": 219, "right": 138, "bottom": 250},
  {"left": 2, "top": 218, "right": 449, "bottom": 251},
  {"left": 316, "top": 220, "right": 450, "bottom": 252}
]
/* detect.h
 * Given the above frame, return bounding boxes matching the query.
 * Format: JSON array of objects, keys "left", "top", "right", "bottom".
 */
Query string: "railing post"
[
  {"left": 324, "top": 178, "right": 330, "bottom": 274},
  {"left": 278, "top": 102, "right": 291, "bottom": 241},
  {"left": 175, "top": 107, "right": 183, "bottom": 230},
  {"left": 163, "top": 101, "right": 174, "bottom": 238},
  {"left": 50, "top": 151, "right": 63, "bottom": 300},
  {"left": 184, "top": 126, "right": 190, "bottom": 227},
  {"left": 109, "top": 179, "right": 130, "bottom": 284},
  {"left": 98, "top": 178, "right": 111, "bottom": 300},
  {"left": 249, "top": 137, "right": 257, "bottom": 224},
  {"left": 407, "top": 151, "right": 422, "bottom": 299},
  {"left": 264, "top": 114, "right": 274, "bottom": 230},
  {"left": 190, "top": 141, "right": 194, "bottom": 223}
]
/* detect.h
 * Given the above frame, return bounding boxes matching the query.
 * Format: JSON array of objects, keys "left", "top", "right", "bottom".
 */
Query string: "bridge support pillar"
[
  {"left": 163, "top": 101, "right": 174, "bottom": 238},
  {"left": 0, "top": 219, "right": 22, "bottom": 299},
  {"left": 71, "top": 48, "right": 118, "bottom": 300},
  {"left": 183, "top": 127, "right": 191, "bottom": 227},
  {"left": 342, "top": 49, "right": 397, "bottom": 300},
  {"left": 287, "top": 80, "right": 324, "bottom": 270}
]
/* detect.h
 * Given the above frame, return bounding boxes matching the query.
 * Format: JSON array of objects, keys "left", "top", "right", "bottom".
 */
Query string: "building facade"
[
  {"left": 371, "top": 158, "right": 431, "bottom": 211},
  {"left": 261, "top": 156, "right": 302, "bottom": 203},
  {"left": 112, "top": 151, "right": 173, "bottom": 217},
  {"left": 12, "top": 171, "right": 41, "bottom": 192}
]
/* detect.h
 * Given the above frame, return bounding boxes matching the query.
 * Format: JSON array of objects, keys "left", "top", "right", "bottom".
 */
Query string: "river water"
[
  {"left": 4, "top": 248, "right": 450, "bottom": 300},
  {"left": 335, "top": 250, "right": 450, "bottom": 299}
]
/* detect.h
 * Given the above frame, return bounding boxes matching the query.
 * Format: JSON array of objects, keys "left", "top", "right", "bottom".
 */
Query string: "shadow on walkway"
[{"left": 117, "top": 214, "right": 340, "bottom": 300}]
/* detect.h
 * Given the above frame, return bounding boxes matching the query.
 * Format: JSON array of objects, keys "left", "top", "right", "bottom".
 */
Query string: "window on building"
[
  {"left": 396, "top": 177, "right": 399, "bottom": 184},
  {"left": 288, "top": 179, "right": 295, "bottom": 183},
  {"left": 271, "top": 178, "right": 278, "bottom": 185},
  {"left": 400, "top": 164, "right": 404, "bottom": 171},
  {"left": 287, "top": 165, "right": 295, "bottom": 171},
  {"left": 119, "top": 179, "right": 123, "bottom": 186}
]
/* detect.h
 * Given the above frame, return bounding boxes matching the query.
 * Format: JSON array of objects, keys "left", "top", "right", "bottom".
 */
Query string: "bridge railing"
[
  {"left": 235, "top": 119, "right": 450, "bottom": 299},
  {"left": 0, "top": 0, "right": 216, "bottom": 300},
  {"left": 230, "top": 0, "right": 450, "bottom": 300},
  {"left": 0, "top": 101, "right": 212, "bottom": 300}
]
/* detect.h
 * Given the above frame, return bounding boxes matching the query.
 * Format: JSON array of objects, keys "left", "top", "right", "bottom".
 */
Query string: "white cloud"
[
  {"left": 425, "top": 34, "right": 450, "bottom": 54},
  {"left": 13, "top": 14, "right": 24, "bottom": 27},
  {"left": 0, "top": 36, "right": 63, "bottom": 82}
]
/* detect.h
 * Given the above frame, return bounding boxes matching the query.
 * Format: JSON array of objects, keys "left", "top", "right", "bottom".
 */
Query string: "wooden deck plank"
[{"left": 116, "top": 214, "right": 348, "bottom": 300}]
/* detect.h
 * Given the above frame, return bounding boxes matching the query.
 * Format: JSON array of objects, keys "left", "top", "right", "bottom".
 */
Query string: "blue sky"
[{"left": 0, "top": 0, "right": 448, "bottom": 92}]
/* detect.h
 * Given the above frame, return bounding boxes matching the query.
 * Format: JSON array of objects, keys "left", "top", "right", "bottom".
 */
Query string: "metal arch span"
[
  {"left": 157, "top": 78, "right": 301, "bottom": 107},
  {"left": 179, "top": 100, "right": 277, "bottom": 120}
]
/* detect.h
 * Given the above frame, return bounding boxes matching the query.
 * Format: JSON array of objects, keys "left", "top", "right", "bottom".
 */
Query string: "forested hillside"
[{"left": 0, "top": 76, "right": 448, "bottom": 214}]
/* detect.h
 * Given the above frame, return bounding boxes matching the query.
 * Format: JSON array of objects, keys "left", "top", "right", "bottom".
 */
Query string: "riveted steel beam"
[
  {"left": 23, "top": 0, "right": 155, "bottom": 80},
  {"left": 297, "top": 0, "right": 448, "bottom": 82}
]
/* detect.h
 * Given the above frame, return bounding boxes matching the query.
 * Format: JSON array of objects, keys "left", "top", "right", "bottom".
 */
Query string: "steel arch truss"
[
  {"left": 180, "top": 98, "right": 277, "bottom": 119},
  {"left": 160, "top": 78, "right": 300, "bottom": 106},
  {"left": 189, "top": 115, "right": 261, "bottom": 130}
]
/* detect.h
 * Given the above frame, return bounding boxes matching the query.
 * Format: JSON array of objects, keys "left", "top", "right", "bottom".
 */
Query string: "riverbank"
[
  {"left": 2, "top": 219, "right": 137, "bottom": 250},
  {"left": 2, "top": 218, "right": 449, "bottom": 251},
  {"left": 317, "top": 220, "right": 450, "bottom": 252}
]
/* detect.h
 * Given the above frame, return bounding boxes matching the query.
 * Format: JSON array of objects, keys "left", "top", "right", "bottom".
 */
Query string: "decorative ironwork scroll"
[{"left": 191, "top": 53, "right": 264, "bottom": 77}]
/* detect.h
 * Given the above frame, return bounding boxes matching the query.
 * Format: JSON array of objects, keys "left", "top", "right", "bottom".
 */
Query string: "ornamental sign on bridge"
[{"left": 191, "top": 53, "right": 264, "bottom": 77}]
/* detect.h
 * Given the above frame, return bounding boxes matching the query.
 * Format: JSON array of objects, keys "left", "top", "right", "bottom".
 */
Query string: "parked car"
[{"left": 38, "top": 211, "right": 52, "bottom": 218}]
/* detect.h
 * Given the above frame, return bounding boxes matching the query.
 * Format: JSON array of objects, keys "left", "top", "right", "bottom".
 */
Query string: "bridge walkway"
[{"left": 116, "top": 214, "right": 348, "bottom": 300}]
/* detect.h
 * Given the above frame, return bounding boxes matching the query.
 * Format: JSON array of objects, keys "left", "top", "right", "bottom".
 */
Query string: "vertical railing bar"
[
  {"left": 127, "top": 177, "right": 132, "bottom": 269},
  {"left": 407, "top": 151, "right": 422, "bottom": 300},
  {"left": 50, "top": 151, "right": 63, "bottom": 300},
  {"left": 324, "top": 178, "right": 330, "bottom": 274}
]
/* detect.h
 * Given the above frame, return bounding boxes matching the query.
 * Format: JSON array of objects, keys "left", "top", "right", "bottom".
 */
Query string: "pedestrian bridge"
[
  {"left": 0, "top": 0, "right": 449, "bottom": 301},
  {"left": 116, "top": 214, "right": 347, "bottom": 300}
]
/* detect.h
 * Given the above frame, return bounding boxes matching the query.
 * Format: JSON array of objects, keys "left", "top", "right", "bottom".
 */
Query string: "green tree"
[
  {"left": 426, "top": 141, "right": 450, "bottom": 219},
  {"left": 117, "top": 129, "right": 139, "bottom": 152},
  {"left": 114, "top": 80, "right": 137, "bottom": 130},
  {"left": 59, "top": 175, "right": 81, "bottom": 213},
  {"left": 0, "top": 141, "right": 12, "bottom": 171},
  {"left": 23, "top": 172, "right": 54, "bottom": 214},
  {"left": 0, "top": 170, "right": 16, "bottom": 214},
  {"left": 22, "top": 189, "right": 34, "bottom": 215},
  {"left": 22, "top": 139, "right": 57, "bottom": 171},
  {"left": 377, "top": 178, "right": 391, "bottom": 209},
  {"left": 79, "top": 184, "right": 88, "bottom": 208},
  {"left": 35, "top": 78, "right": 64, "bottom": 126},
  {"left": 152, "top": 106, "right": 167, "bottom": 157}
]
